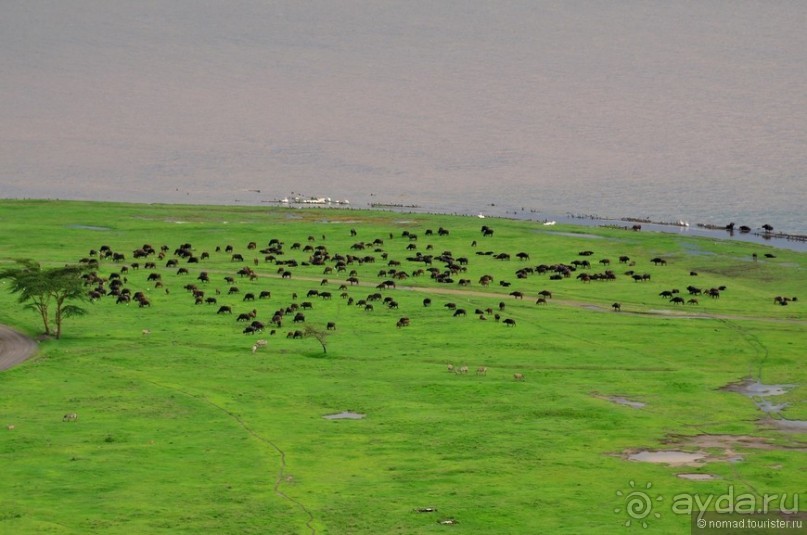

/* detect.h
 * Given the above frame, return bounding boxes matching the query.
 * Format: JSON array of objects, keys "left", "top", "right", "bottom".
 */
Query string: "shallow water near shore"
[{"left": 2, "top": 2, "right": 805, "bottom": 240}]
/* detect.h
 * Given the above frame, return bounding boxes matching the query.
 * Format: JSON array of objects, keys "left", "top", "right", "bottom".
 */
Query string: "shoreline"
[{"left": 3, "top": 195, "right": 806, "bottom": 253}]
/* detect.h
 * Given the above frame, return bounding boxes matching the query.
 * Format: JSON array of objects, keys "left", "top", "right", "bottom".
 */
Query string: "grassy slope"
[{"left": 0, "top": 200, "right": 804, "bottom": 534}]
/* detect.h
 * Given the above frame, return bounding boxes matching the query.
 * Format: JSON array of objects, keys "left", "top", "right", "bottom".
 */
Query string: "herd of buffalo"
[{"left": 75, "top": 223, "right": 797, "bottom": 359}]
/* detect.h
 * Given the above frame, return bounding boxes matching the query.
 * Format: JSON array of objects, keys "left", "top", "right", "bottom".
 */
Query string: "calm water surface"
[{"left": 1, "top": 1, "right": 805, "bottom": 236}]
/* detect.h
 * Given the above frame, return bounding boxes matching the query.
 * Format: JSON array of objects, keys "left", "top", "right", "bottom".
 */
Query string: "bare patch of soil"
[
  {"left": 0, "top": 325, "right": 38, "bottom": 371},
  {"left": 323, "top": 411, "right": 365, "bottom": 420}
]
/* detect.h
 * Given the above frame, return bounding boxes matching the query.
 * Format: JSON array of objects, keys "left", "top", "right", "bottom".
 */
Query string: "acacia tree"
[
  {"left": 0, "top": 259, "right": 88, "bottom": 338},
  {"left": 304, "top": 324, "right": 330, "bottom": 354}
]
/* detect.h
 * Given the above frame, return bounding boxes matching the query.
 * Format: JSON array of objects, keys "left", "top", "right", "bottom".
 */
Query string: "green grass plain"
[{"left": 0, "top": 200, "right": 804, "bottom": 534}]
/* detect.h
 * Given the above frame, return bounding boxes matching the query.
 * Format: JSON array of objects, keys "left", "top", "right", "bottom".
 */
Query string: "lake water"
[{"left": 1, "top": 1, "right": 805, "bottom": 237}]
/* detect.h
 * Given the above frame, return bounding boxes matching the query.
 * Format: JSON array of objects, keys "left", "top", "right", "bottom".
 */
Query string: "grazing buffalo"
[
  {"left": 612, "top": 303, "right": 621, "bottom": 312},
  {"left": 231, "top": 254, "right": 244, "bottom": 262},
  {"left": 205, "top": 297, "right": 217, "bottom": 305},
  {"left": 687, "top": 299, "right": 699, "bottom": 305},
  {"left": 670, "top": 297, "right": 685, "bottom": 305},
  {"left": 650, "top": 257, "right": 667, "bottom": 266},
  {"left": 396, "top": 317, "right": 410, "bottom": 328},
  {"left": 228, "top": 286, "right": 239, "bottom": 294},
  {"left": 535, "top": 298, "right": 547, "bottom": 305},
  {"left": 538, "top": 290, "right": 552, "bottom": 299},
  {"left": 453, "top": 309, "right": 466, "bottom": 317},
  {"left": 326, "top": 322, "right": 336, "bottom": 330},
  {"left": 444, "top": 302, "right": 457, "bottom": 310},
  {"left": 503, "top": 318, "right": 516, "bottom": 327},
  {"left": 509, "top": 291, "right": 524, "bottom": 299},
  {"left": 423, "top": 298, "right": 432, "bottom": 307},
  {"left": 259, "top": 291, "right": 271, "bottom": 299},
  {"left": 243, "top": 293, "right": 255, "bottom": 301},
  {"left": 217, "top": 306, "right": 232, "bottom": 314},
  {"left": 293, "top": 313, "right": 305, "bottom": 323}
]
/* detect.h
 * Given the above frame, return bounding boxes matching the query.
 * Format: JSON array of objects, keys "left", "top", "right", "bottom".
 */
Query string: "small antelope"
[
  {"left": 447, "top": 364, "right": 454, "bottom": 373},
  {"left": 251, "top": 345, "right": 258, "bottom": 353},
  {"left": 513, "top": 373, "right": 525, "bottom": 382},
  {"left": 63, "top": 413, "right": 78, "bottom": 422},
  {"left": 6, "top": 425, "right": 15, "bottom": 431},
  {"left": 142, "top": 329, "right": 151, "bottom": 335},
  {"left": 476, "top": 367, "right": 488, "bottom": 376},
  {"left": 458, "top": 366, "right": 469, "bottom": 374}
]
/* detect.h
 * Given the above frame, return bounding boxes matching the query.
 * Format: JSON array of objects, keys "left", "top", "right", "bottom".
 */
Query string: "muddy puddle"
[
  {"left": 722, "top": 378, "right": 804, "bottom": 432},
  {"left": 625, "top": 433, "right": 806, "bottom": 466},
  {"left": 677, "top": 473, "right": 718, "bottom": 481},
  {"left": 760, "top": 418, "right": 807, "bottom": 433},
  {"left": 592, "top": 393, "right": 646, "bottom": 409},
  {"left": 722, "top": 378, "right": 795, "bottom": 398},
  {"left": 323, "top": 411, "right": 366, "bottom": 420},
  {"left": 627, "top": 451, "right": 707, "bottom": 466},
  {"left": 66, "top": 225, "right": 112, "bottom": 231}
]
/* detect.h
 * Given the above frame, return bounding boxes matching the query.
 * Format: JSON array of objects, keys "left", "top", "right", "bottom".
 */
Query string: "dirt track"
[{"left": 0, "top": 325, "right": 38, "bottom": 371}]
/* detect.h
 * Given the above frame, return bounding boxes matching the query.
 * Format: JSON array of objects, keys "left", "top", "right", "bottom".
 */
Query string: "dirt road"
[{"left": 0, "top": 325, "right": 38, "bottom": 371}]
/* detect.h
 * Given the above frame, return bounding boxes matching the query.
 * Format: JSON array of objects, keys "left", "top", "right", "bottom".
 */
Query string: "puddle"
[
  {"left": 627, "top": 450, "right": 707, "bottom": 466},
  {"left": 760, "top": 418, "right": 807, "bottom": 433},
  {"left": 608, "top": 396, "right": 646, "bottom": 409},
  {"left": 625, "top": 433, "right": 806, "bottom": 467},
  {"left": 756, "top": 400, "right": 790, "bottom": 414},
  {"left": 66, "top": 225, "right": 112, "bottom": 231},
  {"left": 673, "top": 434, "right": 774, "bottom": 451},
  {"left": 722, "top": 378, "right": 795, "bottom": 398},
  {"left": 323, "top": 411, "right": 366, "bottom": 420},
  {"left": 677, "top": 473, "right": 718, "bottom": 481},
  {"left": 722, "top": 378, "right": 799, "bottom": 419}
]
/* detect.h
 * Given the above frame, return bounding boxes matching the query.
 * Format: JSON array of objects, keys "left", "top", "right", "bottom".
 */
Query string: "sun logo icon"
[{"left": 614, "top": 480, "right": 663, "bottom": 528}]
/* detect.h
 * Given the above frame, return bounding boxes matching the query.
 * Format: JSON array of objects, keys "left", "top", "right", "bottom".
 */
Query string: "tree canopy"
[{"left": 0, "top": 259, "right": 88, "bottom": 338}]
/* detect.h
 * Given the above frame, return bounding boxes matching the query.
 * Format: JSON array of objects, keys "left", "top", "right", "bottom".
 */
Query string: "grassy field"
[{"left": 0, "top": 200, "right": 804, "bottom": 534}]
